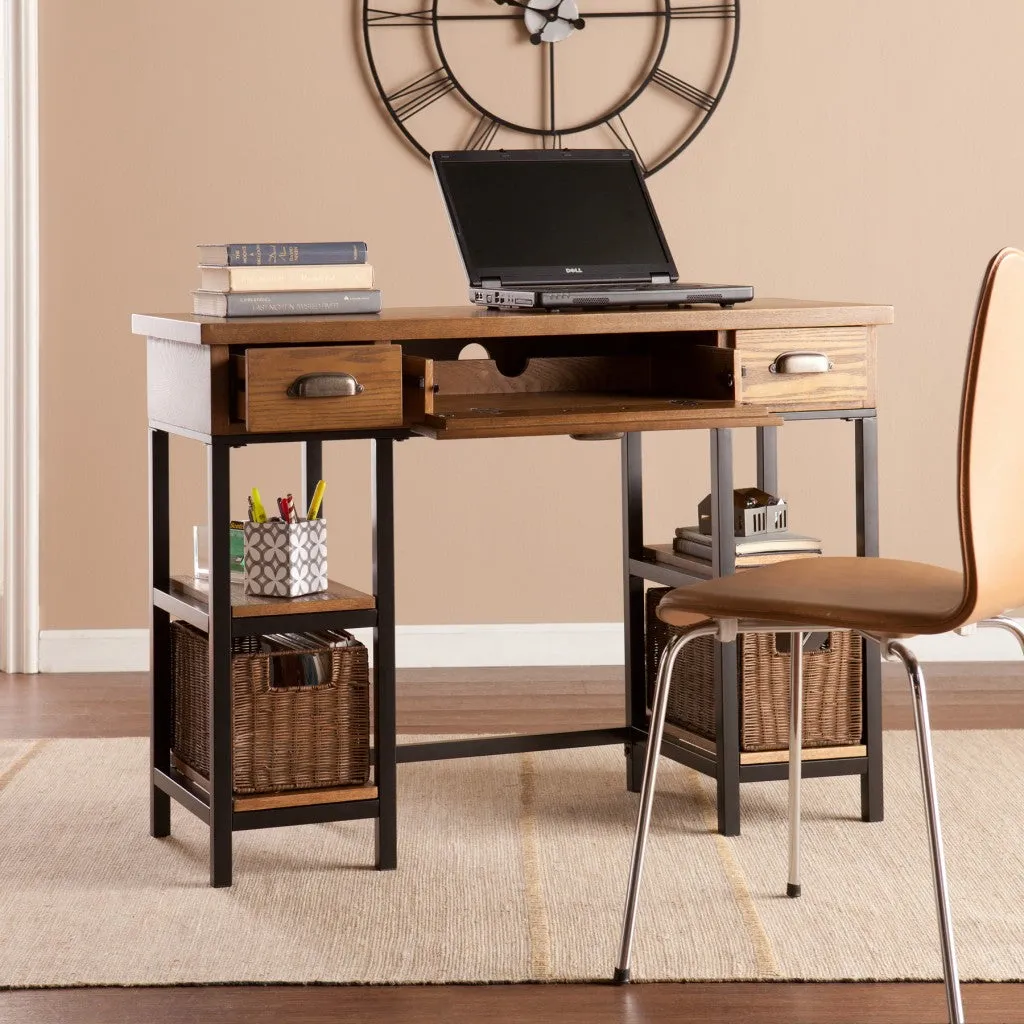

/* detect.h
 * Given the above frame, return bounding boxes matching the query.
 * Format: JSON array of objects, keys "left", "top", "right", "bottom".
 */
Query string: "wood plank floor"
[{"left": 0, "top": 662, "right": 1021, "bottom": 1024}]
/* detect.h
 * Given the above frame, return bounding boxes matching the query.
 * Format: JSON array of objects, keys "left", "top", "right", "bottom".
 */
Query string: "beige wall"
[{"left": 38, "top": 0, "right": 1024, "bottom": 630}]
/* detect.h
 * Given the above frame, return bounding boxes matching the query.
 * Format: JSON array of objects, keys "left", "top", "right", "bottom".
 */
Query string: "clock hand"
[
  {"left": 493, "top": 0, "right": 585, "bottom": 30},
  {"left": 554, "top": 0, "right": 585, "bottom": 29}
]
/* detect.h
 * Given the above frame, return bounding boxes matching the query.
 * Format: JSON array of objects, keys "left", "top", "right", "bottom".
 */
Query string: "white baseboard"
[
  {"left": 348, "top": 623, "right": 625, "bottom": 668},
  {"left": 897, "top": 625, "right": 1024, "bottom": 662},
  {"left": 35, "top": 620, "right": 1024, "bottom": 673},
  {"left": 38, "top": 630, "right": 151, "bottom": 673}
]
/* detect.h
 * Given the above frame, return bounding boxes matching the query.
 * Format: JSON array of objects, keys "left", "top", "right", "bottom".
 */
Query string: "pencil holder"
[{"left": 243, "top": 519, "right": 327, "bottom": 597}]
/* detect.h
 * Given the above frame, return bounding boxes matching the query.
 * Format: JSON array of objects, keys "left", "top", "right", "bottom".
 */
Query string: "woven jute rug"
[{"left": 0, "top": 732, "right": 1022, "bottom": 987}]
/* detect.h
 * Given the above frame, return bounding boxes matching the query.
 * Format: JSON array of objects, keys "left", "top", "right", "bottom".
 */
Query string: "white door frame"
[{"left": 1, "top": 0, "right": 40, "bottom": 673}]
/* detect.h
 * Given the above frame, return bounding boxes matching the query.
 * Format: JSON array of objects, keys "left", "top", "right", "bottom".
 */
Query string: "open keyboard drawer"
[{"left": 402, "top": 347, "right": 780, "bottom": 439}]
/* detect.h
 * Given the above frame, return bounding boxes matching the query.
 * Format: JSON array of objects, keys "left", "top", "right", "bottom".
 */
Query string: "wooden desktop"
[{"left": 133, "top": 298, "right": 893, "bottom": 887}]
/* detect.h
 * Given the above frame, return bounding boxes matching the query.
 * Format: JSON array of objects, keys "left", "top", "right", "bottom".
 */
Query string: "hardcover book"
[
  {"left": 662, "top": 545, "right": 821, "bottom": 570},
  {"left": 199, "top": 263, "right": 374, "bottom": 293},
  {"left": 673, "top": 526, "right": 822, "bottom": 555},
  {"left": 192, "top": 289, "right": 382, "bottom": 317},
  {"left": 196, "top": 242, "right": 368, "bottom": 266},
  {"left": 672, "top": 540, "right": 822, "bottom": 564}
]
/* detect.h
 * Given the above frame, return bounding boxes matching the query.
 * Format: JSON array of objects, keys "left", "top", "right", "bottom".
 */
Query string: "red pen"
[{"left": 277, "top": 497, "right": 287, "bottom": 521}]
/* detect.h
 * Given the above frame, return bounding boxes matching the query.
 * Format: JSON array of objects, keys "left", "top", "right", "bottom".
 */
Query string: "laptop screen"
[{"left": 432, "top": 150, "right": 677, "bottom": 287}]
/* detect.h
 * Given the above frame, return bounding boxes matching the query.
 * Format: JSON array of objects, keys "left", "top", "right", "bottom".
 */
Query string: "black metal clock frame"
[{"left": 363, "top": 2, "right": 740, "bottom": 177}]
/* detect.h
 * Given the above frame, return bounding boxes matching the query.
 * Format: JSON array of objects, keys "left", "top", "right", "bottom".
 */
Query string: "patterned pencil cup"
[{"left": 243, "top": 519, "right": 328, "bottom": 597}]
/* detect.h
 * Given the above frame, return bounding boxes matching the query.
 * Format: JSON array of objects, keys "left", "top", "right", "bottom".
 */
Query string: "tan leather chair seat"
[{"left": 657, "top": 556, "right": 964, "bottom": 637}]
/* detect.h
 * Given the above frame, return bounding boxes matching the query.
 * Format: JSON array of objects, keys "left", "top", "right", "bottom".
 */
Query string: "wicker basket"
[
  {"left": 170, "top": 620, "right": 371, "bottom": 794},
  {"left": 645, "top": 587, "right": 862, "bottom": 751}
]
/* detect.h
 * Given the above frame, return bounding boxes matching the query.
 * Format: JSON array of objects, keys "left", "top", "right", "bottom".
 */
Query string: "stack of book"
[
  {"left": 192, "top": 241, "right": 381, "bottom": 317},
  {"left": 671, "top": 524, "right": 822, "bottom": 569}
]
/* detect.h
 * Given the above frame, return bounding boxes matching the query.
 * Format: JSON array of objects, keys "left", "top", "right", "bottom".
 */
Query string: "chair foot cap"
[
  {"left": 787, "top": 883, "right": 801, "bottom": 898},
  {"left": 613, "top": 967, "right": 631, "bottom": 985}
]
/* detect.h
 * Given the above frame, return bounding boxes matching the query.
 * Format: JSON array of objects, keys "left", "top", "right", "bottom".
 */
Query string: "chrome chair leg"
[
  {"left": 614, "top": 620, "right": 720, "bottom": 984},
  {"left": 886, "top": 640, "right": 965, "bottom": 1024},
  {"left": 978, "top": 614, "right": 1024, "bottom": 656},
  {"left": 787, "top": 632, "right": 804, "bottom": 898}
]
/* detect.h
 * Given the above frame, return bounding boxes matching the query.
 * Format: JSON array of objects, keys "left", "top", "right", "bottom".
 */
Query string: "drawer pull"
[
  {"left": 769, "top": 351, "right": 834, "bottom": 375},
  {"left": 286, "top": 372, "right": 364, "bottom": 398}
]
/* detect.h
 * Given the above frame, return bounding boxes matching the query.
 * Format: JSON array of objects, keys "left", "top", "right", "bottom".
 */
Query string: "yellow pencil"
[{"left": 307, "top": 479, "right": 327, "bottom": 520}]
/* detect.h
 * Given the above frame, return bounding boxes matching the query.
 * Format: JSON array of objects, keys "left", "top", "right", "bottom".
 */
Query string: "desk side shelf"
[
  {"left": 154, "top": 574, "right": 377, "bottom": 634},
  {"left": 150, "top": 574, "right": 382, "bottom": 829},
  {"left": 153, "top": 760, "right": 380, "bottom": 826},
  {"left": 168, "top": 754, "right": 378, "bottom": 811},
  {"left": 631, "top": 544, "right": 869, "bottom": 774}
]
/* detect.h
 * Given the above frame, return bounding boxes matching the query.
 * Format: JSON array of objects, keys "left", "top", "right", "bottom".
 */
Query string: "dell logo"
[{"left": 565, "top": 267, "right": 583, "bottom": 274}]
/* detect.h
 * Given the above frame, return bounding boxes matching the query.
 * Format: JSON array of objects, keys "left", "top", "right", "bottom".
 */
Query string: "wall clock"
[{"left": 362, "top": 1, "right": 739, "bottom": 178}]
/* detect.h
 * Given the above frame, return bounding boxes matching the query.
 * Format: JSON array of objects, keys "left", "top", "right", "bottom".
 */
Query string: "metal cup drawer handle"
[
  {"left": 769, "top": 351, "right": 834, "bottom": 374},
  {"left": 287, "top": 372, "right": 364, "bottom": 398}
]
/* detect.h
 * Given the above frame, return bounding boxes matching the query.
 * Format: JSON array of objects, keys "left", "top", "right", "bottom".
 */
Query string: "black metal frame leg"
[
  {"left": 373, "top": 437, "right": 397, "bottom": 869},
  {"left": 621, "top": 432, "right": 646, "bottom": 793},
  {"left": 150, "top": 428, "right": 171, "bottom": 838},
  {"left": 208, "top": 440, "right": 233, "bottom": 887},
  {"left": 756, "top": 425, "right": 778, "bottom": 498},
  {"left": 711, "top": 428, "right": 740, "bottom": 836},
  {"left": 856, "top": 416, "right": 884, "bottom": 822},
  {"left": 303, "top": 440, "right": 323, "bottom": 518}
]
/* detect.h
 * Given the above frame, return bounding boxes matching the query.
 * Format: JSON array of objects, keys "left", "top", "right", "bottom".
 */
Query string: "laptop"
[{"left": 432, "top": 149, "right": 753, "bottom": 311}]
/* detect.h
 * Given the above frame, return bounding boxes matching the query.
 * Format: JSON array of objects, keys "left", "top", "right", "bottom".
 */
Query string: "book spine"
[
  {"left": 226, "top": 242, "right": 367, "bottom": 265},
  {"left": 673, "top": 540, "right": 712, "bottom": 560},
  {"left": 223, "top": 290, "right": 382, "bottom": 317}
]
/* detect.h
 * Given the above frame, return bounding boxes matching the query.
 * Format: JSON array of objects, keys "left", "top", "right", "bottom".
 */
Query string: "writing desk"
[{"left": 133, "top": 299, "right": 893, "bottom": 887}]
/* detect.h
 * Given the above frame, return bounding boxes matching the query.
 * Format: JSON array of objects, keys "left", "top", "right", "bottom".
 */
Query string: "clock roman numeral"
[
  {"left": 466, "top": 115, "right": 500, "bottom": 151},
  {"left": 651, "top": 69, "right": 715, "bottom": 111},
  {"left": 386, "top": 67, "right": 456, "bottom": 122},
  {"left": 365, "top": 7, "right": 432, "bottom": 28},
  {"left": 585, "top": 5, "right": 735, "bottom": 21},
  {"left": 670, "top": 4, "right": 737, "bottom": 19},
  {"left": 368, "top": 6, "right": 519, "bottom": 25}
]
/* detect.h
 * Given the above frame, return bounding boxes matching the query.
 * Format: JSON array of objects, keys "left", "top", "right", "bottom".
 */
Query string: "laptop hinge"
[
  {"left": 480, "top": 278, "right": 501, "bottom": 288},
  {"left": 650, "top": 274, "right": 671, "bottom": 285}
]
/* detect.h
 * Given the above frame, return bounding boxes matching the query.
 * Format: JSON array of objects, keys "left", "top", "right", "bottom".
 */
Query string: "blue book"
[{"left": 197, "top": 241, "right": 368, "bottom": 266}]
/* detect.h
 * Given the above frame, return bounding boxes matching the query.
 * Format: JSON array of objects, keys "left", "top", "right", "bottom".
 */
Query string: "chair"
[{"left": 613, "top": 247, "right": 1024, "bottom": 1024}]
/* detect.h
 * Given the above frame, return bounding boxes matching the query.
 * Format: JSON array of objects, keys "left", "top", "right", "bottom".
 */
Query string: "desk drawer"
[
  {"left": 401, "top": 348, "right": 780, "bottom": 438},
  {"left": 242, "top": 345, "right": 402, "bottom": 433},
  {"left": 733, "top": 327, "right": 875, "bottom": 410}
]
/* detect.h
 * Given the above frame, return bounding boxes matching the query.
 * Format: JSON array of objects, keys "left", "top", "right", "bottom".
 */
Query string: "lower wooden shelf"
[
  {"left": 232, "top": 785, "right": 378, "bottom": 812},
  {"left": 664, "top": 722, "right": 866, "bottom": 765},
  {"left": 171, "top": 755, "right": 377, "bottom": 811}
]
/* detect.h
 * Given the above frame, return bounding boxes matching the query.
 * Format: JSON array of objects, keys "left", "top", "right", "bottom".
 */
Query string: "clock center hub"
[{"left": 525, "top": 0, "right": 581, "bottom": 45}]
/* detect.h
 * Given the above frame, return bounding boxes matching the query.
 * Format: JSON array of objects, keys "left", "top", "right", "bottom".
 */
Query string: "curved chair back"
[{"left": 956, "top": 246, "right": 1024, "bottom": 624}]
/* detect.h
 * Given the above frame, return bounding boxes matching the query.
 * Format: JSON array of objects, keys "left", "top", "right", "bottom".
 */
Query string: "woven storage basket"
[
  {"left": 170, "top": 620, "right": 370, "bottom": 794},
  {"left": 644, "top": 586, "right": 862, "bottom": 751}
]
